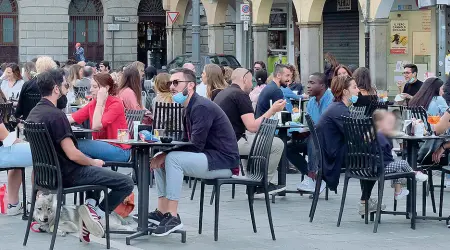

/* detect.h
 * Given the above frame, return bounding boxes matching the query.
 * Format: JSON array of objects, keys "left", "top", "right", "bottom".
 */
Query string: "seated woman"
[
  {"left": 333, "top": 64, "right": 352, "bottom": 78},
  {"left": 408, "top": 77, "right": 448, "bottom": 116},
  {"left": 0, "top": 117, "right": 32, "bottom": 215},
  {"left": 249, "top": 69, "right": 268, "bottom": 111},
  {"left": 352, "top": 67, "right": 378, "bottom": 108},
  {"left": 69, "top": 73, "right": 131, "bottom": 162},
  {"left": 1, "top": 63, "right": 25, "bottom": 101},
  {"left": 317, "top": 75, "right": 383, "bottom": 214},
  {"left": 202, "top": 64, "right": 228, "bottom": 101}
]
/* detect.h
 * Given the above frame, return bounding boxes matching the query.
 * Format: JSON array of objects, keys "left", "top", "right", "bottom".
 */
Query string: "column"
[
  {"left": 252, "top": 24, "right": 268, "bottom": 65},
  {"left": 235, "top": 8, "right": 246, "bottom": 67},
  {"left": 166, "top": 26, "right": 185, "bottom": 63},
  {"left": 368, "top": 19, "right": 388, "bottom": 91},
  {"left": 298, "top": 22, "right": 321, "bottom": 84},
  {"left": 207, "top": 25, "right": 225, "bottom": 54}
]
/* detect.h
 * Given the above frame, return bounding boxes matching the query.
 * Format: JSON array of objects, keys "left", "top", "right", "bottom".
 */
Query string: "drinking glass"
[
  {"left": 117, "top": 129, "right": 130, "bottom": 142},
  {"left": 154, "top": 129, "right": 165, "bottom": 139}
]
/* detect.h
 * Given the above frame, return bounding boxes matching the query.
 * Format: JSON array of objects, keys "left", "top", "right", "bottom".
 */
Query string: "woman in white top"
[{"left": 0, "top": 63, "right": 24, "bottom": 101}]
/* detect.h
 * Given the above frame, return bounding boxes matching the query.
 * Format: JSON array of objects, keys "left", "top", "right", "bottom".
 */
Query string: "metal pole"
[
  {"left": 112, "top": 16, "right": 115, "bottom": 70},
  {"left": 192, "top": 0, "right": 201, "bottom": 73},
  {"left": 437, "top": 4, "right": 446, "bottom": 81},
  {"left": 364, "top": 0, "right": 370, "bottom": 69},
  {"left": 248, "top": 0, "right": 254, "bottom": 68}
]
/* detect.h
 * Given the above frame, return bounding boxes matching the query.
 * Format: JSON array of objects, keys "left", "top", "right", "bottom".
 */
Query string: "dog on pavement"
[{"left": 33, "top": 194, "right": 133, "bottom": 237}]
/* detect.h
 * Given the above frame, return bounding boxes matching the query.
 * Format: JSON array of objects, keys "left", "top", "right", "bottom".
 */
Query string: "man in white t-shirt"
[{"left": 183, "top": 63, "right": 207, "bottom": 98}]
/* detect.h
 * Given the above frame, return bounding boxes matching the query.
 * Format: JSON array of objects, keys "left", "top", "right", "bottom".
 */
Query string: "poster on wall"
[
  {"left": 390, "top": 20, "right": 408, "bottom": 54},
  {"left": 337, "top": 0, "right": 351, "bottom": 11},
  {"left": 413, "top": 31, "right": 431, "bottom": 56}
]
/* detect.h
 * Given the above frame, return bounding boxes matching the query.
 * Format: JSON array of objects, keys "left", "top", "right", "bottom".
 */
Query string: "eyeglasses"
[
  {"left": 168, "top": 80, "right": 191, "bottom": 87},
  {"left": 403, "top": 71, "right": 412, "bottom": 75}
]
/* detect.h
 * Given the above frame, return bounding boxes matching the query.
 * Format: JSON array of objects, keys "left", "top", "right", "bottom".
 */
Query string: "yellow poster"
[{"left": 390, "top": 20, "right": 408, "bottom": 55}]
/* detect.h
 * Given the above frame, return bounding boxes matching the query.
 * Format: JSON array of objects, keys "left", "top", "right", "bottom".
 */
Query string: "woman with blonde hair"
[
  {"left": 67, "top": 64, "right": 83, "bottom": 88},
  {"left": 16, "top": 56, "right": 62, "bottom": 119},
  {"left": 153, "top": 73, "right": 172, "bottom": 104},
  {"left": 202, "top": 64, "right": 228, "bottom": 100}
]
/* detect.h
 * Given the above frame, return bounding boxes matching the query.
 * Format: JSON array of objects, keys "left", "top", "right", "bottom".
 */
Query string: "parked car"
[{"left": 167, "top": 54, "right": 242, "bottom": 74}]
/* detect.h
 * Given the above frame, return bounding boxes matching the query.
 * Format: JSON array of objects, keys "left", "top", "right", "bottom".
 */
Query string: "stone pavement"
[{"left": 1, "top": 170, "right": 450, "bottom": 250}]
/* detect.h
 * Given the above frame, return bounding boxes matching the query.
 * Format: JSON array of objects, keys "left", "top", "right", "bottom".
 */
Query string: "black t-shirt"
[
  {"left": 403, "top": 80, "right": 423, "bottom": 97},
  {"left": 214, "top": 84, "right": 254, "bottom": 140},
  {"left": 255, "top": 81, "right": 284, "bottom": 118},
  {"left": 26, "top": 98, "right": 81, "bottom": 185}
]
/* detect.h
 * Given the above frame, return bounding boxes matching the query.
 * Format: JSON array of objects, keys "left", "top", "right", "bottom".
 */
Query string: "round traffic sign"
[{"left": 241, "top": 4, "right": 250, "bottom": 13}]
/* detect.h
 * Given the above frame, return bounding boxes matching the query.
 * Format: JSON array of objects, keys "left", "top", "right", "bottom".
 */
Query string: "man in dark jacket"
[{"left": 149, "top": 68, "right": 239, "bottom": 237}]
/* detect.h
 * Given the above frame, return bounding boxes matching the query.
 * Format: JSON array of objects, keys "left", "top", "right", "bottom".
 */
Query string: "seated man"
[
  {"left": 214, "top": 68, "right": 286, "bottom": 194},
  {"left": 0, "top": 121, "right": 33, "bottom": 215},
  {"left": 295, "top": 73, "right": 333, "bottom": 192},
  {"left": 26, "top": 69, "right": 134, "bottom": 243},
  {"left": 150, "top": 68, "right": 239, "bottom": 236}
]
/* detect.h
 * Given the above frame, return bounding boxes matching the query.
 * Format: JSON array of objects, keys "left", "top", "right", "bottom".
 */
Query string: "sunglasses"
[{"left": 168, "top": 80, "right": 191, "bottom": 87}]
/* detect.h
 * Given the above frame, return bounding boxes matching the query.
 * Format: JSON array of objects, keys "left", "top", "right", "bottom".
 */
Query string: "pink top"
[
  {"left": 118, "top": 88, "right": 141, "bottom": 110},
  {"left": 249, "top": 84, "right": 266, "bottom": 110}
]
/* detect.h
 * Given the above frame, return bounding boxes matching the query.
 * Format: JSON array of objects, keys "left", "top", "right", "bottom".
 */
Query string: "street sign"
[
  {"left": 107, "top": 24, "right": 120, "bottom": 31},
  {"left": 240, "top": 3, "right": 250, "bottom": 21},
  {"left": 243, "top": 21, "right": 249, "bottom": 31},
  {"left": 114, "top": 16, "right": 129, "bottom": 22},
  {"left": 167, "top": 11, "right": 180, "bottom": 24}
]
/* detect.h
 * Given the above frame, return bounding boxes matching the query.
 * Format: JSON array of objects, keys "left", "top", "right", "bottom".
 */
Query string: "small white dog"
[{"left": 33, "top": 194, "right": 133, "bottom": 237}]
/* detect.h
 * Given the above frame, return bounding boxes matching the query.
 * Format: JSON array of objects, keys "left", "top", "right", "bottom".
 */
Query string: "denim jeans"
[
  {"left": 77, "top": 139, "right": 131, "bottom": 162},
  {"left": 0, "top": 142, "right": 33, "bottom": 169},
  {"left": 70, "top": 166, "right": 134, "bottom": 213},
  {"left": 154, "top": 151, "right": 232, "bottom": 201}
]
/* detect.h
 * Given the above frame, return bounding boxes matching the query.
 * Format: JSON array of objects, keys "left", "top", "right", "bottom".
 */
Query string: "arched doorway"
[
  {"left": 137, "top": 0, "right": 166, "bottom": 69},
  {"left": 68, "top": 0, "right": 104, "bottom": 62},
  {"left": 0, "top": 0, "right": 18, "bottom": 63}
]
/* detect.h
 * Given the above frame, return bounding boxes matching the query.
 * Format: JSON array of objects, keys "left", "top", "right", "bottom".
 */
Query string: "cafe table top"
[
  {"left": 71, "top": 126, "right": 96, "bottom": 133},
  {"left": 389, "top": 133, "right": 450, "bottom": 140},
  {"left": 99, "top": 139, "right": 193, "bottom": 146}
]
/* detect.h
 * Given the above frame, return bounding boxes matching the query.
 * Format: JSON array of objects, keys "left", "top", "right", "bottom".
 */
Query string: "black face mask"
[
  {"left": 324, "top": 62, "right": 332, "bottom": 71},
  {"left": 56, "top": 94, "right": 68, "bottom": 110}
]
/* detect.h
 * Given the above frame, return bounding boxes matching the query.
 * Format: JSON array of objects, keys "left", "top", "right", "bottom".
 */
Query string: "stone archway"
[
  {"left": 68, "top": 0, "right": 104, "bottom": 62},
  {"left": 0, "top": 0, "right": 18, "bottom": 63}
]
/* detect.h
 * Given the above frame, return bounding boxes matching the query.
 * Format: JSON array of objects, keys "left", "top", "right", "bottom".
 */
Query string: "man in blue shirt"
[
  {"left": 296, "top": 72, "right": 333, "bottom": 192},
  {"left": 255, "top": 64, "right": 292, "bottom": 118},
  {"left": 74, "top": 42, "right": 85, "bottom": 62}
]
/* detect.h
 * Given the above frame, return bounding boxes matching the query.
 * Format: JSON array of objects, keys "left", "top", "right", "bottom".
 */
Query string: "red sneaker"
[
  {"left": 78, "top": 204, "right": 105, "bottom": 238},
  {"left": 79, "top": 219, "right": 90, "bottom": 244}
]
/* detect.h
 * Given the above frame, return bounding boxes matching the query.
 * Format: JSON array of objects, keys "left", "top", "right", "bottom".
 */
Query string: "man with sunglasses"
[
  {"left": 149, "top": 68, "right": 239, "bottom": 236},
  {"left": 214, "top": 68, "right": 287, "bottom": 195},
  {"left": 397, "top": 64, "right": 423, "bottom": 101}
]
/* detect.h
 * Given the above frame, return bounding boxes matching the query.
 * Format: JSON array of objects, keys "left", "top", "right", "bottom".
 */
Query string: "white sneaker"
[
  {"left": 395, "top": 188, "right": 409, "bottom": 200},
  {"left": 415, "top": 171, "right": 428, "bottom": 182},
  {"left": 7, "top": 203, "right": 23, "bottom": 216},
  {"left": 297, "top": 176, "right": 315, "bottom": 192}
]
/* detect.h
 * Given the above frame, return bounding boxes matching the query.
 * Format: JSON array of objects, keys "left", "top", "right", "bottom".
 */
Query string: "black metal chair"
[
  {"left": 349, "top": 106, "right": 367, "bottom": 119},
  {"left": 305, "top": 114, "right": 326, "bottom": 222},
  {"left": 366, "top": 99, "right": 388, "bottom": 117},
  {"left": 407, "top": 106, "right": 432, "bottom": 133},
  {"left": 198, "top": 118, "right": 277, "bottom": 241},
  {"left": 153, "top": 102, "right": 184, "bottom": 140},
  {"left": 23, "top": 122, "right": 110, "bottom": 250},
  {"left": 73, "top": 86, "right": 89, "bottom": 100},
  {"left": 337, "top": 116, "right": 416, "bottom": 233},
  {"left": 0, "top": 102, "right": 17, "bottom": 131}
]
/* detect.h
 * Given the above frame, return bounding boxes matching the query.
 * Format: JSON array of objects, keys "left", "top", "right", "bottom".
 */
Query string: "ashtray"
[{"left": 160, "top": 137, "right": 173, "bottom": 143}]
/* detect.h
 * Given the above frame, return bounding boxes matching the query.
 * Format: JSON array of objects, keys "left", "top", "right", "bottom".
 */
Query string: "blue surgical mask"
[
  {"left": 172, "top": 87, "right": 188, "bottom": 104},
  {"left": 408, "top": 77, "right": 415, "bottom": 83},
  {"left": 349, "top": 95, "right": 358, "bottom": 104}
]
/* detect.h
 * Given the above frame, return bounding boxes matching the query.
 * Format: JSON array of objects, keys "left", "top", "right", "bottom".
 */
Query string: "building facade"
[{"left": 0, "top": 0, "right": 442, "bottom": 92}]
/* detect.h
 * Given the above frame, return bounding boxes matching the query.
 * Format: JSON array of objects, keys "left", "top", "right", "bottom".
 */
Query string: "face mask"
[
  {"left": 172, "top": 87, "right": 188, "bottom": 104},
  {"left": 408, "top": 77, "right": 415, "bottom": 83},
  {"left": 57, "top": 94, "right": 68, "bottom": 110},
  {"left": 349, "top": 95, "right": 358, "bottom": 104}
]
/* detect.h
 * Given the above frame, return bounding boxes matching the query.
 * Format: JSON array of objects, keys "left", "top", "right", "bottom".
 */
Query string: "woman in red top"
[{"left": 69, "top": 73, "right": 131, "bottom": 162}]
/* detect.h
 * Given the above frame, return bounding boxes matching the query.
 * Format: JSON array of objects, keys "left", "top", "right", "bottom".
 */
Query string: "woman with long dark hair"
[
  {"left": 333, "top": 64, "right": 352, "bottom": 77},
  {"left": 408, "top": 77, "right": 448, "bottom": 115},
  {"left": 69, "top": 73, "right": 131, "bottom": 162},
  {"left": 353, "top": 67, "right": 378, "bottom": 107},
  {"left": 1, "top": 63, "right": 24, "bottom": 100},
  {"left": 324, "top": 52, "right": 339, "bottom": 87},
  {"left": 118, "top": 67, "right": 143, "bottom": 110}
]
